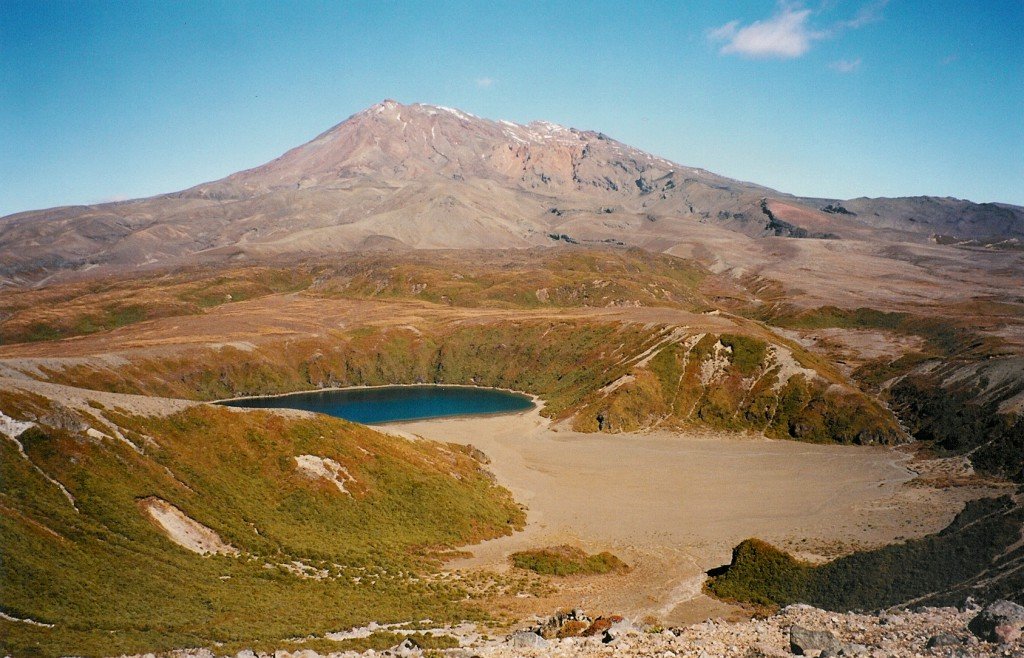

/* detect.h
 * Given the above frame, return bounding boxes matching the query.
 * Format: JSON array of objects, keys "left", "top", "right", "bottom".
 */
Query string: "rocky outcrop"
[{"left": 969, "top": 600, "right": 1024, "bottom": 644}]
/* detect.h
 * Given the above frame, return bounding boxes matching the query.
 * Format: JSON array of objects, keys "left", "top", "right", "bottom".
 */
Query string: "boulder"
[
  {"left": 790, "top": 624, "right": 842, "bottom": 656},
  {"left": 507, "top": 631, "right": 549, "bottom": 649},
  {"left": 603, "top": 616, "right": 637, "bottom": 643},
  {"left": 926, "top": 632, "right": 962, "bottom": 648},
  {"left": 968, "top": 599, "right": 1024, "bottom": 644}
]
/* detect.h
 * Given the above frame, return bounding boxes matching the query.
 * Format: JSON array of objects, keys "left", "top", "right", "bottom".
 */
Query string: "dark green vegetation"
[
  {"left": 510, "top": 545, "right": 630, "bottom": 577},
  {"left": 0, "top": 391, "right": 523, "bottom": 657},
  {"left": 706, "top": 496, "right": 1024, "bottom": 610},
  {"left": 741, "top": 302, "right": 1023, "bottom": 481},
  {"left": 888, "top": 367, "right": 1024, "bottom": 482}
]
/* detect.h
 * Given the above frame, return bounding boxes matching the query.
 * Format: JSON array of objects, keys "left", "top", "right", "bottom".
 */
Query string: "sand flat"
[{"left": 391, "top": 408, "right": 979, "bottom": 623}]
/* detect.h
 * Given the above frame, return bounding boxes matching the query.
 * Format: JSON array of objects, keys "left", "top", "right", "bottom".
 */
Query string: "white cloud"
[
  {"left": 829, "top": 57, "right": 861, "bottom": 72},
  {"left": 475, "top": 77, "right": 495, "bottom": 89},
  {"left": 96, "top": 194, "right": 129, "bottom": 204},
  {"left": 709, "top": 1, "right": 887, "bottom": 60},
  {"left": 709, "top": 6, "right": 823, "bottom": 59}
]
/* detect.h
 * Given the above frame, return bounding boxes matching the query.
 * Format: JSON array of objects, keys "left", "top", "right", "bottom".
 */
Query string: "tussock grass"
[
  {"left": 510, "top": 545, "right": 629, "bottom": 576},
  {"left": 0, "top": 395, "right": 523, "bottom": 657},
  {"left": 0, "top": 267, "right": 313, "bottom": 345}
]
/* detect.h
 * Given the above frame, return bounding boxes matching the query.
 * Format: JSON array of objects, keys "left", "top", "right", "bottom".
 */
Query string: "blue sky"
[{"left": 1, "top": 0, "right": 1022, "bottom": 216}]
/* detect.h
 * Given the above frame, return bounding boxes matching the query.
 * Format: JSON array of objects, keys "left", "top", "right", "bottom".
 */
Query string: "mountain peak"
[{"left": 2, "top": 100, "right": 1022, "bottom": 284}]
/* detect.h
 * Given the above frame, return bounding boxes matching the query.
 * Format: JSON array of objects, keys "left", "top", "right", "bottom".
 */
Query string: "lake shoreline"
[{"left": 214, "top": 382, "right": 542, "bottom": 425}]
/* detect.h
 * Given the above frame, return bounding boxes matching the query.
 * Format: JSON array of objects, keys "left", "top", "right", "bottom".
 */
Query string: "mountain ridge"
[{"left": 1, "top": 99, "right": 1022, "bottom": 285}]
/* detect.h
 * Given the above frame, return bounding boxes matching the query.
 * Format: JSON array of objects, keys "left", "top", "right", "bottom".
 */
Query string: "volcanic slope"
[{"left": 2, "top": 100, "right": 1022, "bottom": 286}]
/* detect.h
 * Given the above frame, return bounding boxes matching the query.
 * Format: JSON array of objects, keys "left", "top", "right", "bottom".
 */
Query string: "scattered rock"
[
  {"left": 506, "top": 631, "right": 548, "bottom": 649},
  {"left": 790, "top": 624, "right": 842, "bottom": 655},
  {"left": 117, "top": 603, "right": 1024, "bottom": 658},
  {"left": 533, "top": 608, "right": 592, "bottom": 639},
  {"left": 968, "top": 599, "right": 1024, "bottom": 644}
]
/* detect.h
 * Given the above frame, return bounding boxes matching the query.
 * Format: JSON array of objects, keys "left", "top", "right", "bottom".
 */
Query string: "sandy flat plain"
[{"left": 390, "top": 407, "right": 999, "bottom": 624}]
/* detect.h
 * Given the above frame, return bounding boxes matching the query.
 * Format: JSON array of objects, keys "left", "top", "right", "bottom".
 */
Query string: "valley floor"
[{"left": 388, "top": 408, "right": 1008, "bottom": 626}]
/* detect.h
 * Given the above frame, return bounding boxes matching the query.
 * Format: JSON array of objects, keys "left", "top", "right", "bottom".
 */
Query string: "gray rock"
[
  {"left": 384, "top": 638, "right": 420, "bottom": 657},
  {"left": 926, "top": 632, "right": 962, "bottom": 648},
  {"left": 790, "top": 624, "right": 842, "bottom": 656},
  {"left": 507, "top": 631, "right": 549, "bottom": 649},
  {"left": 968, "top": 599, "right": 1024, "bottom": 644},
  {"left": 605, "top": 618, "right": 637, "bottom": 643}
]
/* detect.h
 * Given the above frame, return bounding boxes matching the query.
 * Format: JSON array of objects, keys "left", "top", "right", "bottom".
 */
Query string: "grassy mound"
[
  {"left": 703, "top": 539, "right": 812, "bottom": 607},
  {"left": 510, "top": 545, "right": 629, "bottom": 576},
  {"left": 0, "top": 392, "right": 523, "bottom": 657},
  {"left": 706, "top": 496, "right": 1024, "bottom": 611}
]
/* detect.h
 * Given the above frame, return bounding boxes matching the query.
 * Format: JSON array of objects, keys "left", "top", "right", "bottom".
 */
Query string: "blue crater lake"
[{"left": 219, "top": 385, "right": 535, "bottom": 424}]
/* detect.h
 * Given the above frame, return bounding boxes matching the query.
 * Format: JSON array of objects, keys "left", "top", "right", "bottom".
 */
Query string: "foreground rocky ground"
[{"left": 116, "top": 601, "right": 1024, "bottom": 658}]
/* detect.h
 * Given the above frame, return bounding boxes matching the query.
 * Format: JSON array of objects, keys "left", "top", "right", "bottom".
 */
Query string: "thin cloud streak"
[
  {"left": 829, "top": 57, "right": 862, "bottom": 72},
  {"left": 840, "top": 0, "right": 890, "bottom": 29},
  {"left": 709, "top": 1, "right": 888, "bottom": 60}
]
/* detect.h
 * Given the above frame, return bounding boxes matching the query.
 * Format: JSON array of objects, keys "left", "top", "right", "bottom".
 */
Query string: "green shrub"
[
  {"left": 510, "top": 545, "right": 629, "bottom": 576},
  {"left": 720, "top": 334, "right": 768, "bottom": 376},
  {"left": 706, "top": 497, "right": 1024, "bottom": 610}
]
